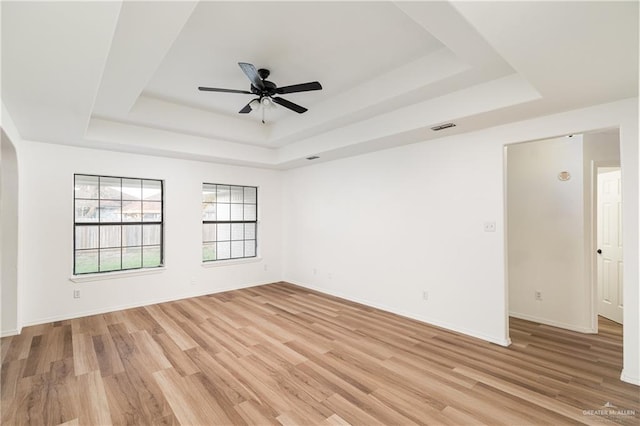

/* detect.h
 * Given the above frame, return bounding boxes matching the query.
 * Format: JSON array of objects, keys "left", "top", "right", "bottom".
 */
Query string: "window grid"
[
  {"left": 202, "top": 183, "right": 257, "bottom": 262},
  {"left": 74, "top": 174, "right": 164, "bottom": 274}
]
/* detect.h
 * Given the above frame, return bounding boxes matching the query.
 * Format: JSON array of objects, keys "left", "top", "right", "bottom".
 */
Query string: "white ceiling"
[{"left": 1, "top": 1, "right": 638, "bottom": 169}]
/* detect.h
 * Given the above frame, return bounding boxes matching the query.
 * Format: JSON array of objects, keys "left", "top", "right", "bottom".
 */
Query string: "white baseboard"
[
  {"left": 620, "top": 370, "right": 640, "bottom": 386},
  {"left": 20, "top": 281, "right": 271, "bottom": 329},
  {"left": 1, "top": 328, "right": 22, "bottom": 338},
  {"left": 290, "top": 281, "right": 512, "bottom": 347},
  {"left": 509, "top": 311, "right": 597, "bottom": 334}
]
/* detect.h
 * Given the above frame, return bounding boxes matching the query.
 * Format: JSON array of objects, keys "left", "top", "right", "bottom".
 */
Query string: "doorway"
[
  {"left": 596, "top": 166, "right": 623, "bottom": 324},
  {"left": 506, "top": 129, "right": 621, "bottom": 334}
]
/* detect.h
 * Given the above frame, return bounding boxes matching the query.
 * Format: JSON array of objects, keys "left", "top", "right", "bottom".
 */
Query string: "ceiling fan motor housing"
[
  {"left": 257, "top": 68, "right": 270, "bottom": 80},
  {"left": 251, "top": 79, "right": 277, "bottom": 97}
]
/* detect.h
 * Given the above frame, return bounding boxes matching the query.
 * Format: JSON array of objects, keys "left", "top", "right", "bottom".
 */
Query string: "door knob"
[{"left": 597, "top": 249, "right": 602, "bottom": 254}]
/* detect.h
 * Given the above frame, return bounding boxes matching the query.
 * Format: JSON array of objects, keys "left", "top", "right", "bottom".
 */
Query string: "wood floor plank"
[
  {"left": 151, "top": 332, "right": 200, "bottom": 377},
  {"left": 2, "top": 334, "right": 32, "bottom": 365},
  {"left": 153, "top": 367, "right": 232, "bottom": 426},
  {"left": 77, "top": 370, "right": 112, "bottom": 426},
  {"left": 91, "top": 333, "right": 124, "bottom": 378},
  {"left": 71, "top": 333, "right": 99, "bottom": 376},
  {"left": 323, "top": 413, "right": 352, "bottom": 426},
  {"left": 1, "top": 282, "right": 638, "bottom": 425},
  {"left": 143, "top": 305, "right": 198, "bottom": 351},
  {"left": 129, "top": 330, "right": 172, "bottom": 373},
  {"left": 1, "top": 359, "right": 25, "bottom": 402},
  {"left": 234, "top": 399, "right": 280, "bottom": 425}
]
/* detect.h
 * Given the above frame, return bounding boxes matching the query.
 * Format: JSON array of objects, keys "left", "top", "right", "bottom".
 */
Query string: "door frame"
[{"left": 590, "top": 160, "right": 622, "bottom": 331}]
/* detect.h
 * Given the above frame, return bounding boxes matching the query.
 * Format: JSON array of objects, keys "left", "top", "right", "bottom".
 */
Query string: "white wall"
[
  {"left": 15, "top": 140, "right": 282, "bottom": 326},
  {"left": 507, "top": 135, "right": 591, "bottom": 332},
  {"left": 282, "top": 98, "right": 639, "bottom": 384},
  {"left": 283, "top": 124, "right": 509, "bottom": 345},
  {"left": 1, "top": 130, "right": 20, "bottom": 335}
]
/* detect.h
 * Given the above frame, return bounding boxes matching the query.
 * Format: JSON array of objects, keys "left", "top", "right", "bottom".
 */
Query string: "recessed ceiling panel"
[{"left": 144, "top": 1, "right": 443, "bottom": 120}]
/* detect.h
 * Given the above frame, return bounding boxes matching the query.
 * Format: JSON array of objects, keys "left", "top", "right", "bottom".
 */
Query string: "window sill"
[
  {"left": 201, "top": 257, "right": 262, "bottom": 268},
  {"left": 69, "top": 267, "right": 166, "bottom": 283}
]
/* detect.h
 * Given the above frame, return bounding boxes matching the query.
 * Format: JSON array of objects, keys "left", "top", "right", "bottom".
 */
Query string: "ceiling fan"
[{"left": 198, "top": 62, "right": 322, "bottom": 123}]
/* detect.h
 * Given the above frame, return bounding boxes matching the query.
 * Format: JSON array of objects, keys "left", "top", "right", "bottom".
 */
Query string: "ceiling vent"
[{"left": 431, "top": 123, "right": 456, "bottom": 131}]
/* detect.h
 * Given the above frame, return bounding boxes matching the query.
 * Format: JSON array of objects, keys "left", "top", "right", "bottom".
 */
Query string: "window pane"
[
  {"left": 244, "top": 204, "right": 256, "bottom": 221},
  {"left": 230, "top": 186, "right": 244, "bottom": 203},
  {"left": 203, "top": 243, "right": 216, "bottom": 261},
  {"left": 217, "top": 241, "right": 231, "bottom": 260},
  {"left": 244, "top": 223, "right": 256, "bottom": 240},
  {"left": 244, "top": 240, "right": 256, "bottom": 257},
  {"left": 143, "top": 180, "right": 162, "bottom": 201},
  {"left": 122, "top": 179, "right": 142, "bottom": 201},
  {"left": 99, "top": 248, "right": 121, "bottom": 271},
  {"left": 123, "top": 225, "right": 142, "bottom": 247},
  {"left": 76, "top": 226, "right": 98, "bottom": 249},
  {"left": 230, "top": 204, "right": 243, "bottom": 220},
  {"left": 216, "top": 185, "right": 230, "bottom": 202},
  {"left": 244, "top": 186, "right": 257, "bottom": 204},
  {"left": 75, "top": 175, "right": 99, "bottom": 199},
  {"left": 75, "top": 174, "right": 163, "bottom": 274},
  {"left": 231, "top": 241, "right": 244, "bottom": 258},
  {"left": 75, "top": 199, "right": 99, "bottom": 222},
  {"left": 217, "top": 203, "right": 230, "bottom": 220},
  {"left": 142, "top": 201, "right": 162, "bottom": 222},
  {"left": 202, "top": 203, "right": 216, "bottom": 220},
  {"left": 231, "top": 223, "right": 243, "bottom": 240},
  {"left": 217, "top": 223, "right": 231, "bottom": 241},
  {"left": 203, "top": 224, "right": 216, "bottom": 242},
  {"left": 99, "top": 200, "right": 122, "bottom": 222},
  {"left": 203, "top": 184, "right": 216, "bottom": 202},
  {"left": 122, "top": 200, "right": 142, "bottom": 222},
  {"left": 100, "top": 225, "right": 121, "bottom": 248},
  {"left": 122, "top": 246, "right": 142, "bottom": 269},
  {"left": 100, "top": 177, "right": 121, "bottom": 200},
  {"left": 143, "top": 224, "right": 161, "bottom": 245},
  {"left": 201, "top": 183, "right": 256, "bottom": 262},
  {"left": 75, "top": 249, "right": 98, "bottom": 274},
  {"left": 142, "top": 246, "right": 161, "bottom": 267}
]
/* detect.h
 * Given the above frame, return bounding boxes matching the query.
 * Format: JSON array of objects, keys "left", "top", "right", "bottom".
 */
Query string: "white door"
[{"left": 597, "top": 169, "right": 623, "bottom": 324}]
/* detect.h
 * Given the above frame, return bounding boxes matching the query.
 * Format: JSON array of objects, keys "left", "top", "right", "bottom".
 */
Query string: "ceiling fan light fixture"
[{"left": 249, "top": 99, "right": 260, "bottom": 110}]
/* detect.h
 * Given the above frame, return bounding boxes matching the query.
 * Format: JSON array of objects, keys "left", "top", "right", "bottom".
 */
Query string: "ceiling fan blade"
[
  {"left": 275, "top": 81, "right": 322, "bottom": 94},
  {"left": 272, "top": 97, "right": 308, "bottom": 114},
  {"left": 238, "top": 62, "right": 264, "bottom": 90},
  {"left": 239, "top": 98, "right": 259, "bottom": 114},
  {"left": 198, "top": 87, "right": 252, "bottom": 94}
]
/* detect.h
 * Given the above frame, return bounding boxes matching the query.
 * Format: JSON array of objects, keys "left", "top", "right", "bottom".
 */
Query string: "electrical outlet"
[
  {"left": 73, "top": 289, "right": 80, "bottom": 299},
  {"left": 535, "top": 291, "right": 542, "bottom": 301},
  {"left": 328, "top": 273, "right": 333, "bottom": 280},
  {"left": 190, "top": 278, "right": 196, "bottom": 286},
  {"left": 422, "top": 291, "right": 429, "bottom": 301},
  {"left": 263, "top": 264, "right": 268, "bottom": 271},
  {"left": 313, "top": 268, "right": 317, "bottom": 275},
  {"left": 484, "top": 221, "right": 496, "bottom": 232}
]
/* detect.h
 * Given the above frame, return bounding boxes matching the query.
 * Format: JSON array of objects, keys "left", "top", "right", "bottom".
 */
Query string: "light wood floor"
[{"left": 1, "top": 282, "right": 638, "bottom": 425}]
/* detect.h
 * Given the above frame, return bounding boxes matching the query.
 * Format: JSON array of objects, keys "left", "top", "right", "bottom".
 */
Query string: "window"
[
  {"left": 74, "top": 174, "right": 163, "bottom": 274},
  {"left": 202, "top": 183, "right": 257, "bottom": 262}
]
